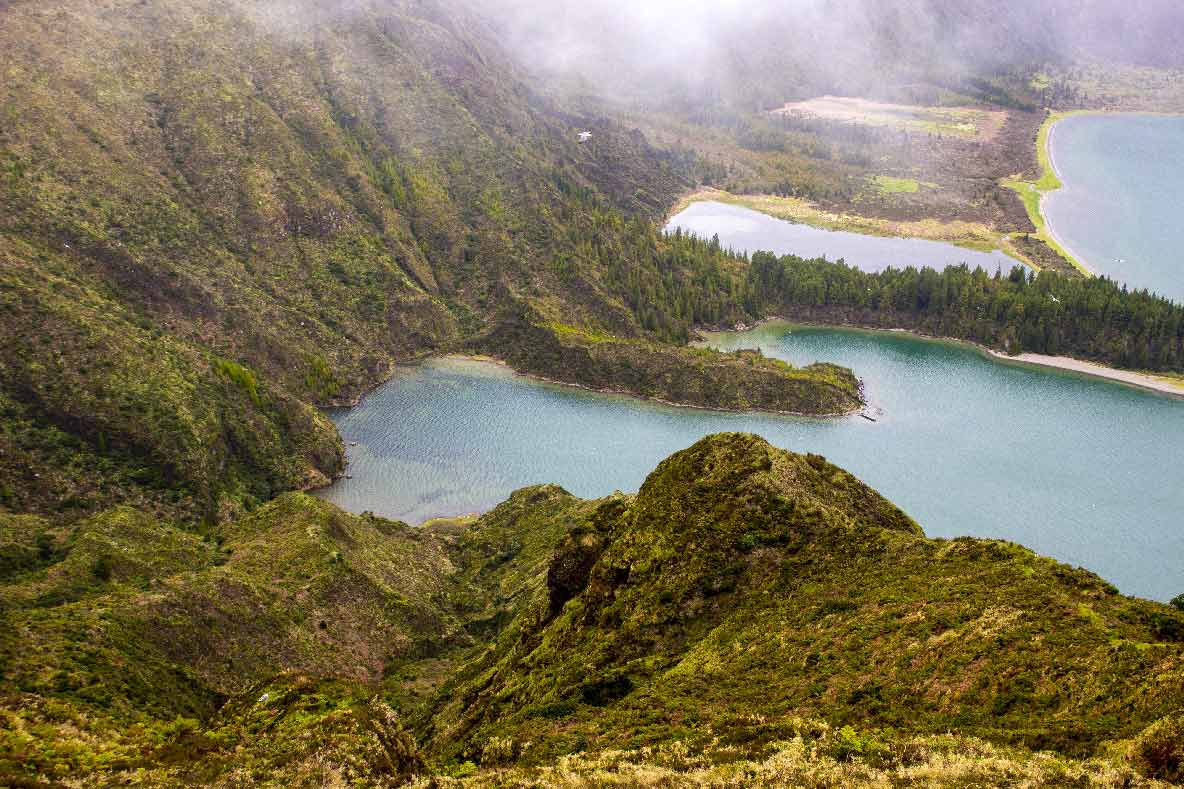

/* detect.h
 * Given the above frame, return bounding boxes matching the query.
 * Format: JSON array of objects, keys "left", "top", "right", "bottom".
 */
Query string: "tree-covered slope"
[{"left": 747, "top": 252, "right": 1184, "bottom": 370}]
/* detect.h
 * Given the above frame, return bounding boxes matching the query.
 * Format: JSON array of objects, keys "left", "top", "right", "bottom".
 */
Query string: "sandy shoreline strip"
[
  {"left": 717, "top": 318, "right": 1184, "bottom": 399},
  {"left": 1040, "top": 117, "right": 1097, "bottom": 277},
  {"left": 986, "top": 350, "right": 1184, "bottom": 397}
]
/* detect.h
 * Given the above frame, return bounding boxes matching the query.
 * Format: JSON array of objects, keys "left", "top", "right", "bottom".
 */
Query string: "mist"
[{"left": 473, "top": 0, "right": 1184, "bottom": 110}]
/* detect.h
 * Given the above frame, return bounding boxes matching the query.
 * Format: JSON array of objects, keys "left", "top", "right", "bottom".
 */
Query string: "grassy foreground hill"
[{"left": 2, "top": 435, "right": 1182, "bottom": 785}]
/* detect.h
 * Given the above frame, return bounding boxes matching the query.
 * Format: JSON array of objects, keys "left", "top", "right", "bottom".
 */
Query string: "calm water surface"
[
  {"left": 668, "top": 200, "right": 1018, "bottom": 272},
  {"left": 1044, "top": 114, "right": 1184, "bottom": 302},
  {"left": 320, "top": 325, "right": 1184, "bottom": 602}
]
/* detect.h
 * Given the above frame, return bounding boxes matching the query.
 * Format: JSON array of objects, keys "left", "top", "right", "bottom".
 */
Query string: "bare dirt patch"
[{"left": 775, "top": 96, "right": 1008, "bottom": 142}]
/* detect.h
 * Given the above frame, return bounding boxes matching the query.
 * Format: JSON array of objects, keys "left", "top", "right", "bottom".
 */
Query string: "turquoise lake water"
[
  {"left": 319, "top": 323, "right": 1184, "bottom": 602},
  {"left": 1044, "top": 114, "right": 1184, "bottom": 303},
  {"left": 668, "top": 200, "right": 1019, "bottom": 273}
]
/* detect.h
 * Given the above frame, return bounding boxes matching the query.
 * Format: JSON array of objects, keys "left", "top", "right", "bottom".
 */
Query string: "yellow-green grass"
[
  {"left": 869, "top": 175, "right": 921, "bottom": 194},
  {"left": 1147, "top": 370, "right": 1184, "bottom": 393},
  {"left": 546, "top": 321, "right": 618, "bottom": 344},
  {"left": 672, "top": 189, "right": 1005, "bottom": 254},
  {"left": 421, "top": 733, "right": 1157, "bottom": 788},
  {"left": 421, "top": 513, "right": 480, "bottom": 529},
  {"left": 1000, "top": 112, "right": 1094, "bottom": 276}
]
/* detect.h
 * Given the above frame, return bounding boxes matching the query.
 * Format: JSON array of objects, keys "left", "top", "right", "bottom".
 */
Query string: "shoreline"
[
  {"left": 1009, "top": 108, "right": 1184, "bottom": 279},
  {"left": 998, "top": 111, "right": 1093, "bottom": 276},
  {"left": 314, "top": 318, "right": 1182, "bottom": 503},
  {"left": 1033, "top": 112, "right": 1095, "bottom": 276},
  {"left": 670, "top": 108, "right": 1183, "bottom": 280},
  {"left": 711, "top": 317, "right": 1184, "bottom": 399},
  {"left": 984, "top": 350, "right": 1184, "bottom": 398},
  {"left": 1039, "top": 120, "right": 1089, "bottom": 274},
  {"left": 670, "top": 190, "right": 1058, "bottom": 276}
]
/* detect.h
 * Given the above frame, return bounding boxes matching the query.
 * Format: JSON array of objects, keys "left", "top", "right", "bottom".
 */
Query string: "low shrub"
[{"left": 1134, "top": 714, "right": 1184, "bottom": 782}]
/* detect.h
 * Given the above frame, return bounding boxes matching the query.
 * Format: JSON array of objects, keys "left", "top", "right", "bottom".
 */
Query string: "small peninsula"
[{"left": 472, "top": 310, "right": 864, "bottom": 416}]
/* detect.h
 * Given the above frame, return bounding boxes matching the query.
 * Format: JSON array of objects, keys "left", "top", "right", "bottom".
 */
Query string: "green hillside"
[
  {"left": 3, "top": 435, "right": 1182, "bottom": 785},
  {"left": 3, "top": 1, "right": 1184, "bottom": 786},
  {"left": 0, "top": 0, "right": 858, "bottom": 521}
]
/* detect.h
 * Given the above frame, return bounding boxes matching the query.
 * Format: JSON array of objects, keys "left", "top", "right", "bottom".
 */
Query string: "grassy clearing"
[
  {"left": 674, "top": 189, "right": 1004, "bottom": 253},
  {"left": 869, "top": 175, "right": 921, "bottom": 194}
]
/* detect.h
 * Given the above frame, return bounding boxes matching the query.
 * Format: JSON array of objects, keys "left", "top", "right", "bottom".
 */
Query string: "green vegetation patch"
[
  {"left": 745, "top": 251, "right": 1184, "bottom": 371},
  {"left": 869, "top": 175, "right": 921, "bottom": 194},
  {"left": 212, "top": 358, "right": 262, "bottom": 407},
  {"left": 419, "top": 434, "right": 1183, "bottom": 774}
]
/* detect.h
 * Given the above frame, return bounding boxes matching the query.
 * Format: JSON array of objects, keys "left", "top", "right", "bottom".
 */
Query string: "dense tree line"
[
  {"left": 547, "top": 205, "right": 750, "bottom": 344},
  {"left": 546, "top": 193, "right": 1184, "bottom": 372},
  {"left": 605, "top": 222, "right": 752, "bottom": 343},
  {"left": 748, "top": 252, "right": 1184, "bottom": 371}
]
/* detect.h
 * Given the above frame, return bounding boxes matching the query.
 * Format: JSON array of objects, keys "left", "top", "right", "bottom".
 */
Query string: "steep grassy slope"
[
  {"left": 0, "top": 494, "right": 466, "bottom": 782},
  {"left": 422, "top": 435, "right": 1184, "bottom": 772},
  {"left": 0, "top": 0, "right": 733, "bottom": 520},
  {"left": 0, "top": 248, "right": 345, "bottom": 520},
  {"left": 2, "top": 435, "right": 1182, "bottom": 785}
]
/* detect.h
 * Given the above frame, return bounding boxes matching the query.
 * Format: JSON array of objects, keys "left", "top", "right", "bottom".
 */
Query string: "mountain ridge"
[{"left": 3, "top": 434, "right": 1182, "bottom": 785}]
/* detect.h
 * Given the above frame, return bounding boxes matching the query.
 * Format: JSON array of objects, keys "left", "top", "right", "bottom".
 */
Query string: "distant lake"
[
  {"left": 318, "top": 327, "right": 1184, "bottom": 602},
  {"left": 1044, "top": 114, "right": 1184, "bottom": 303},
  {"left": 668, "top": 200, "right": 1018, "bottom": 273}
]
